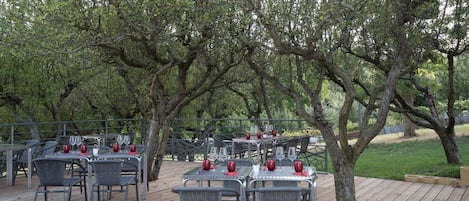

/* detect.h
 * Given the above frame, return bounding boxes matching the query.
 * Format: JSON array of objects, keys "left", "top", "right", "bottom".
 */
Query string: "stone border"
[{"left": 404, "top": 174, "right": 469, "bottom": 186}]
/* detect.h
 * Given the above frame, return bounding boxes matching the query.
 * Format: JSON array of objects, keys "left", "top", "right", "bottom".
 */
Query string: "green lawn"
[{"left": 354, "top": 134, "right": 469, "bottom": 180}]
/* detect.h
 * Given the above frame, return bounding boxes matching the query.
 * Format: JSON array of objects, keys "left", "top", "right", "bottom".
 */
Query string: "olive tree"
[{"left": 241, "top": 1, "right": 421, "bottom": 200}]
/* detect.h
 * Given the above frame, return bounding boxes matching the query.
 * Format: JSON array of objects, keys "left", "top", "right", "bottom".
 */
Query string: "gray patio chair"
[
  {"left": 0, "top": 152, "right": 5, "bottom": 178},
  {"left": 70, "top": 145, "right": 112, "bottom": 195},
  {"left": 121, "top": 151, "right": 149, "bottom": 191},
  {"left": 258, "top": 159, "right": 309, "bottom": 200},
  {"left": 171, "top": 186, "right": 239, "bottom": 201},
  {"left": 90, "top": 160, "right": 139, "bottom": 201},
  {"left": 219, "top": 159, "right": 252, "bottom": 201},
  {"left": 33, "top": 158, "right": 86, "bottom": 201},
  {"left": 276, "top": 158, "right": 294, "bottom": 166},
  {"left": 297, "top": 136, "right": 320, "bottom": 166},
  {"left": 12, "top": 139, "right": 40, "bottom": 185},
  {"left": 38, "top": 141, "right": 58, "bottom": 158},
  {"left": 249, "top": 187, "right": 304, "bottom": 201}
]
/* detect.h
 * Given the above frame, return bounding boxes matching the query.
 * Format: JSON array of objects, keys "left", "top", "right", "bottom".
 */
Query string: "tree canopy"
[{"left": 0, "top": 1, "right": 468, "bottom": 201}]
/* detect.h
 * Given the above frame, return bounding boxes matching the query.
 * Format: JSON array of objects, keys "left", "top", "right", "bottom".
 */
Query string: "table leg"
[
  {"left": 307, "top": 178, "right": 317, "bottom": 201},
  {"left": 6, "top": 150, "right": 13, "bottom": 186},
  {"left": 87, "top": 162, "right": 92, "bottom": 201},
  {"left": 143, "top": 153, "right": 148, "bottom": 200},
  {"left": 27, "top": 148, "right": 31, "bottom": 188}
]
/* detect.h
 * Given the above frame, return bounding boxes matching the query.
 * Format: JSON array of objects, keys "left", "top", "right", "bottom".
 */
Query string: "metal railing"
[
  {"left": 0, "top": 119, "right": 148, "bottom": 145},
  {"left": 0, "top": 118, "right": 329, "bottom": 172}
]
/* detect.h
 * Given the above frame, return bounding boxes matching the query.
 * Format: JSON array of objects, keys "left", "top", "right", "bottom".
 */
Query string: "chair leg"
[
  {"left": 124, "top": 185, "right": 129, "bottom": 201},
  {"left": 33, "top": 186, "right": 40, "bottom": 201},
  {"left": 108, "top": 186, "right": 112, "bottom": 199},
  {"left": 136, "top": 181, "right": 140, "bottom": 201},
  {"left": 97, "top": 186, "right": 100, "bottom": 201},
  {"left": 44, "top": 186, "right": 48, "bottom": 201},
  {"left": 67, "top": 186, "right": 73, "bottom": 201},
  {"left": 91, "top": 185, "right": 95, "bottom": 201},
  {"left": 83, "top": 175, "right": 88, "bottom": 201},
  {"left": 12, "top": 161, "right": 17, "bottom": 186}
]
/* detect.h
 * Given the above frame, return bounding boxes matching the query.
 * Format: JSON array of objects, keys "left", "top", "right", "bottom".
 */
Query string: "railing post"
[
  {"left": 62, "top": 123, "right": 66, "bottom": 136},
  {"left": 140, "top": 118, "right": 146, "bottom": 144},
  {"left": 324, "top": 145, "right": 328, "bottom": 173},
  {"left": 10, "top": 125, "right": 14, "bottom": 144},
  {"left": 105, "top": 120, "right": 108, "bottom": 137}
]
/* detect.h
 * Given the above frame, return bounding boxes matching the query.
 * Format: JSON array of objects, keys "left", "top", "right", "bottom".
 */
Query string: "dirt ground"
[{"left": 366, "top": 126, "right": 469, "bottom": 144}]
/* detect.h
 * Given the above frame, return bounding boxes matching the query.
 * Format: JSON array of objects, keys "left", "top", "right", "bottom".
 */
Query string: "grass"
[{"left": 353, "top": 135, "right": 469, "bottom": 180}]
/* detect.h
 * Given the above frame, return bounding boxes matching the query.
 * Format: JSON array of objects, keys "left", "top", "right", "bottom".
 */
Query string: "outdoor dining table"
[
  {"left": 248, "top": 165, "right": 317, "bottom": 201},
  {"left": 0, "top": 143, "right": 32, "bottom": 188},
  {"left": 182, "top": 165, "right": 252, "bottom": 201},
  {"left": 46, "top": 149, "right": 148, "bottom": 200},
  {"left": 231, "top": 135, "right": 288, "bottom": 162}
]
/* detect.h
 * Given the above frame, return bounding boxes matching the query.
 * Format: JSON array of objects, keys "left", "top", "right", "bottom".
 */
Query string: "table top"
[
  {"left": 46, "top": 150, "right": 142, "bottom": 160},
  {"left": 46, "top": 151, "right": 92, "bottom": 160},
  {"left": 232, "top": 135, "right": 288, "bottom": 143},
  {"left": 0, "top": 143, "right": 29, "bottom": 151},
  {"left": 183, "top": 165, "right": 252, "bottom": 181},
  {"left": 250, "top": 166, "right": 316, "bottom": 181}
]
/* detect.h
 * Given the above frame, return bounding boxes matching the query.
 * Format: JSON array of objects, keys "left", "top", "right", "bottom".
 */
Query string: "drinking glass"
[
  {"left": 276, "top": 146, "right": 285, "bottom": 161},
  {"left": 69, "top": 136, "right": 77, "bottom": 151},
  {"left": 209, "top": 147, "right": 218, "bottom": 162},
  {"left": 219, "top": 147, "right": 228, "bottom": 162},
  {"left": 117, "top": 135, "right": 124, "bottom": 147},
  {"left": 202, "top": 159, "right": 211, "bottom": 170},
  {"left": 288, "top": 147, "right": 297, "bottom": 161},
  {"left": 265, "top": 124, "right": 273, "bottom": 134},
  {"left": 227, "top": 160, "right": 236, "bottom": 172},
  {"left": 294, "top": 160, "right": 303, "bottom": 172},
  {"left": 123, "top": 135, "right": 131, "bottom": 151},
  {"left": 75, "top": 136, "right": 82, "bottom": 150},
  {"left": 63, "top": 144, "right": 70, "bottom": 153},
  {"left": 266, "top": 159, "right": 276, "bottom": 171}
]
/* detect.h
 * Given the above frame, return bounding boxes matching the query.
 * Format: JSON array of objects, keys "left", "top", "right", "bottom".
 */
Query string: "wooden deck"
[{"left": 1, "top": 160, "right": 469, "bottom": 201}]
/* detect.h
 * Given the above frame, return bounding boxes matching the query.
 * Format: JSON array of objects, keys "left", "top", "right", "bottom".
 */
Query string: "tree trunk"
[
  {"left": 147, "top": 114, "right": 174, "bottom": 180},
  {"left": 403, "top": 115, "right": 417, "bottom": 137},
  {"left": 146, "top": 118, "right": 161, "bottom": 181},
  {"left": 437, "top": 129, "right": 463, "bottom": 165},
  {"left": 402, "top": 86, "right": 417, "bottom": 137},
  {"left": 333, "top": 160, "right": 356, "bottom": 201}
]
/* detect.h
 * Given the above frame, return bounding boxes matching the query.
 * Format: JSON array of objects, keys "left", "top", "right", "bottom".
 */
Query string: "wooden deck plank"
[
  {"left": 364, "top": 179, "right": 403, "bottom": 201},
  {"left": 315, "top": 173, "right": 336, "bottom": 201},
  {"left": 379, "top": 180, "right": 413, "bottom": 201},
  {"left": 1, "top": 160, "right": 469, "bottom": 201},
  {"left": 445, "top": 186, "right": 466, "bottom": 201},
  {"left": 420, "top": 184, "right": 446, "bottom": 200},
  {"left": 405, "top": 182, "right": 434, "bottom": 201},
  {"left": 356, "top": 178, "right": 387, "bottom": 200},
  {"left": 389, "top": 182, "right": 423, "bottom": 201},
  {"left": 460, "top": 187, "right": 469, "bottom": 201},
  {"left": 435, "top": 185, "right": 459, "bottom": 201},
  {"left": 355, "top": 178, "right": 385, "bottom": 199}
]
